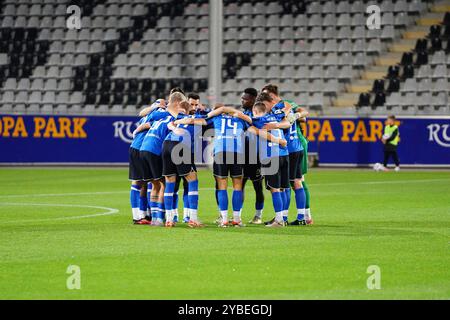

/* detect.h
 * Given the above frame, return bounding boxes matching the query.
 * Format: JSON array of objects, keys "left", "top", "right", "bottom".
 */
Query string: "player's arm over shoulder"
[
  {"left": 138, "top": 99, "right": 166, "bottom": 117},
  {"left": 248, "top": 126, "right": 287, "bottom": 147},
  {"left": 232, "top": 111, "right": 252, "bottom": 124}
]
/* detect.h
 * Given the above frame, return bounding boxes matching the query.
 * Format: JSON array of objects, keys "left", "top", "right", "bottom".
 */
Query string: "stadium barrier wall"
[{"left": 0, "top": 114, "right": 449, "bottom": 166}]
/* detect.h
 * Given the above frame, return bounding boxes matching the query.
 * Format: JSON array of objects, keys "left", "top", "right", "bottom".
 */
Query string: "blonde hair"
[{"left": 169, "top": 92, "right": 187, "bottom": 104}]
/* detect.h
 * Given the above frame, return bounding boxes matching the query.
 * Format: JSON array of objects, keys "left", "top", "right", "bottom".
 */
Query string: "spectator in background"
[{"left": 382, "top": 115, "right": 400, "bottom": 172}]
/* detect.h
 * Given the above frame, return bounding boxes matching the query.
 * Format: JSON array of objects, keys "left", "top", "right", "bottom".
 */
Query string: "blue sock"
[
  {"left": 172, "top": 191, "right": 179, "bottom": 222},
  {"left": 130, "top": 185, "right": 140, "bottom": 208},
  {"left": 283, "top": 189, "right": 291, "bottom": 221},
  {"left": 280, "top": 190, "right": 286, "bottom": 209},
  {"left": 173, "top": 192, "right": 179, "bottom": 211},
  {"left": 147, "top": 183, "right": 152, "bottom": 212},
  {"left": 232, "top": 190, "right": 243, "bottom": 212},
  {"left": 295, "top": 188, "right": 306, "bottom": 220},
  {"left": 271, "top": 191, "right": 283, "bottom": 222},
  {"left": 280, "top": 190, "right": 287, "bottom": 221},
  {"left": 164, "top": 182, "right": 175, "bottom": 213},
  {"left": 188, "top": 180, "right": 199, "bottom": 211},
  {"left": 217, "top": 190, "right": 228, "bottom": 212},
  {"left": 183, "top": 187, "right": 190, "bottom": 211},
  {"left": 285, "top": 189, "right": 291, "bottom": 210},
  {"left": 139, "top": 195, "right": 147, "bottom": 213},
  {"left": 215, "top": 189, "right": 219, "bottom": 205},
  {"left": 150, "top": 201, "right": 158, "bottom": 220},
  {"left": 157, "top": 202, "right": 165, "bottom": 221},
  {"left": 255, "top": 201, "right": 264, "bottom": 211},
  {"left": 130, "top": 184, "right": 141, "bottom": 219}
]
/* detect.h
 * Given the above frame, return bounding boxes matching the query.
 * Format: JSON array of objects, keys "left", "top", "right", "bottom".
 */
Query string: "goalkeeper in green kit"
[{"left": 284, "top": 99, "right": 314, "bottom": 225}]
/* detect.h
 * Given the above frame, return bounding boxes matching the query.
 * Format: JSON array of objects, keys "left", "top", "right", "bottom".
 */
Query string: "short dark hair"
[
  {"left": 253, "top": 102, "right": 267, "bottom": 113},
  {"left": 388, "top": 115, "right": 396, "bottom": 120},
  {"left": 255, "top": 92, "right": 273, "bottom": 103},
  {"left": 188, "top": 92, "right": 200, "bottom": 100},
  {"left": 170, "top": 87, "right": 185, "bottom": 96},
  {"left": 243, "top": 88, "right": 258, "bottom": 97},
  {"left": 261, "top": 84, "right": 279, "bottom": 96}
]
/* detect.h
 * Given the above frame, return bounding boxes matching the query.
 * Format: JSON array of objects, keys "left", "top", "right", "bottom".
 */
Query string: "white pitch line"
[
  {"left": 0, "top": 179, "right": 448, "bottom": 199},
  {"left": 0, "top": 203, "right": 119, "bottom": 224},
  {"left": 0, "top": 191, "right": 127, "bottom": 198},
  {"left": 308, "top": 178, "right": 450, "bottom": 187},
  {"left": 0, "top": 188, "right": 217, "bottom": 198}
]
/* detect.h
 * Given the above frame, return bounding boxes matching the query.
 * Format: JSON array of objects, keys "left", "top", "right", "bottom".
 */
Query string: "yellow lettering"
[
  {"left": 58, "top": 118, "right": 73, "bottom": 138},
  {"left": 307, "top": 120, "right": 321, "bottom": 142},
  {"left": 352, "top": 121, "right": 369, "bottom": 142},
  {"left": 318, "top": 120, "right": 336, "bottom": 142},
  {"left": 369, "top": 121, "right": 383, "bottom": 142},
  {"left": 43, "top": 117, "right": 58, "bottom": 138},
  {"left": 33, "top": 117, "right": 46, "bottom": 137},
  {"left": 2, "top": 116, "right": 15, "bottom": 137},
  {"left": 341, "top": 120, "right": 355, "bottom": 142},
  {"left": 72, "top": 118, "right": 87, "bottom": 138},
  {"left": 12, "top": 117, "right": 28, "bottom": 137}
]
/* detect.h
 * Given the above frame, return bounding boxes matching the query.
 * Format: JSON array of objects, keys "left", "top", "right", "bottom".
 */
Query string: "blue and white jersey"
[
  {"left": 140, "top": 111, "right": 178, "bottom": 155},
  {"left": 243, "top": 108, "right": 253, "bottom": 117},
  {"left": 206, "top": 114, "right": 250, "bottom": 155},
  {"left": 130, "top": 117, "right": 147, "bottom": 150},
  {"left": 272, "top": 101, "right": 303, "bottom": 153},
  {"left": 285, "top": 109, "right": 303, "bottom": 153},
  {"left": 165, "top": 114, "right": 203, "bottom": 153},
  {"left": 195, "top": 107, "right": 211, "bottom": 118},
  {"left": 270, "top": 102, "right": 286, "bottom": 122},
  {"left": 252, "top": 113, "right": 288, "bottom": 160},
  {"left": 130, "top": 107, "right": 167, "bottom": 150}
]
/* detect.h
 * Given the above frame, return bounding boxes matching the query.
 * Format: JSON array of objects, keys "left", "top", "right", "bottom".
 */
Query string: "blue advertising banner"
[
  {"left": 0, "top": 115, "right": 137, "bottom": 164},
  {"left": 302, "top": 116, "right": 450, "bottom": 166},
  {"left": 0, "top": 115, "right": 449, "bottom": 166}
]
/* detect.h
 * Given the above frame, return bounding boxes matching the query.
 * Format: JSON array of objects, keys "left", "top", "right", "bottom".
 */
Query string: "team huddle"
[{"left": 128, "top": 84, "right": 314, "bottom": 228}]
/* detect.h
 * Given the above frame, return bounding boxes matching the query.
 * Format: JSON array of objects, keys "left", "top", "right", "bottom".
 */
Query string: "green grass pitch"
[{"left": 0, "top": 168, "right": 449, "bottom": 300}]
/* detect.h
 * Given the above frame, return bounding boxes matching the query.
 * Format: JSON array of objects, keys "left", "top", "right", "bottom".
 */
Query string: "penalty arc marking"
[{"left": 0, "top": 202, "right": 119, "bottom": 224}]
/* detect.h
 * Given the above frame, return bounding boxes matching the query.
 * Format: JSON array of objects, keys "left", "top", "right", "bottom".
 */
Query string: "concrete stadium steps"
[
  {"left": 389, "top": 39, "right": 417, "bottom": 52},
  {"left": 417, "top": 12, "right": 446, "bottom": 26},
  {"left": 329, "top": 2, "right": 438, "bottom": 110},
  {"left": 361, "top": 66, "right": 387, "bottom": 80},
  {"left": 347, "top": 80, "right": 373, "bottom": 93},
  {"left": 431, "top": 0, "right": 450, "bottom": 12},
  {"left": 332, "top": 93, "right": 359, "bottom": 107},
  {"left": 375, "top": 52, "right": 403, "bottom": 66},
  {"left": 403, "top": 26, "right": 430, "bottom": 39}
]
